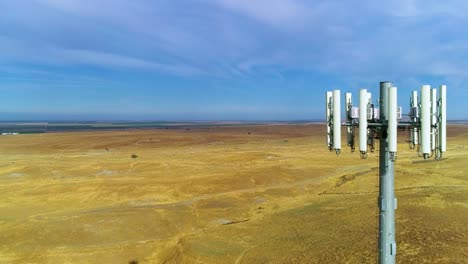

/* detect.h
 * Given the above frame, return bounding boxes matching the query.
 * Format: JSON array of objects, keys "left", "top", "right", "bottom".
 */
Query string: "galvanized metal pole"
[{"left": 378, "top": 81, "right": 397, "bottom": 264}]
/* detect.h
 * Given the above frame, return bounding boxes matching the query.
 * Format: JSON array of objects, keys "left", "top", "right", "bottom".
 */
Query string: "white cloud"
[
  {"left": 3, "top": 0, "right": 468, "bottom": 82},
  {"left": 212, "top": 0, "right": 311, "bottom": 28},
  {"left": 0, "top": 35, "right": 202, "bottom": 76},
  {"left": 57, "top": 48, "right": 205, "bottom": 75}
]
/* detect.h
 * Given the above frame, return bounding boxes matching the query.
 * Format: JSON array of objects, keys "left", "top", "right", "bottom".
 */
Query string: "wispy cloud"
[
  {"left": 0, "top": 0, "right": 467, "bottom": 119},
  {"left": 2, "top": 0, "right": 466, "bottom": 78},
  {"left": 0, "top": 34, "right": 202, "bottom": 76},
  {"left": 55, "top": 48, "right": 203, "bottom": 75},
  {"left": 211, "top": 0, "right": 312, "bottom": 28}
]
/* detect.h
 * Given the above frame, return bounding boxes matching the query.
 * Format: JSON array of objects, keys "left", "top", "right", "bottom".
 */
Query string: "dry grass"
[{"left": 0, "top": 124, "right": 466, "bottom": 263}]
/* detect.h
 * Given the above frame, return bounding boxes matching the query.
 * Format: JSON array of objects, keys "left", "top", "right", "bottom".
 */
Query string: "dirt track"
[{"left": 0, "top": 124, "right": 466, "bottom": 263}]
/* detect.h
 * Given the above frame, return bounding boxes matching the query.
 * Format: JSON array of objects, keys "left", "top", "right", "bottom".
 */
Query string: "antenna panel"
[
  {"left": 410, "top": 107, "right": 419, "bottom": 119},
  {"left": 345, "top": 93, "right": 352, "bottom": 110},
  {"left": 420, "top": 85, "right": 431, "bottom": 155},
  {"left": 373, "top": 108, "right": 380, "bottom": 120},
  {"left": 411, "top": 91, "right": 418, "bottom": 109},
  {"left": 359, "top": 89, "right": 368, "bottom": 152},
  {"left": 431, "top": 88, "right": 437, "bottom": 150},
  {"left": 411, "top": 91, "right": 419, "bottom": 145},
  {"left": 333, "top": 90, "right": 341, "bottom": 151},
  {"left": 351, "top": 107, "right": 359, "bottom": 119},
  {"left": 345, "top": 92, "right": 353, "bottom": 121},
  {"left": 439, "top": 85, "right": 447, "bottom": 152},
  {"left": 367, "top": 107, "right": 373, "bottom": 120},
  {"left": 345, "top": 92, "right": 355, "bottom": 150},
  {"left": 326, "top": 91, "right": 333, "bottom": 147},
  {"left": 388, "top": 87, "right": 398, "bottom": 153}
]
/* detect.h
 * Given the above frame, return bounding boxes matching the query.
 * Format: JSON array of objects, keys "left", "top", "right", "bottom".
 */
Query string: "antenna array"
[
  {"left": 326, "top": 84, "right": 447, "bottom": 160},
  {"left": 325, "top": 82, "right": 447, "bottom": 264}
]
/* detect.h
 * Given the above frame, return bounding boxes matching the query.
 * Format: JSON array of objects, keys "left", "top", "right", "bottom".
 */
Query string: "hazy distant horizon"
[
  {"left": 0, "top": 113, "right": 466, "bottom": 124},
  {"left": 0, "top": 116, "right": 323, "bottom": 123},
  {"left": 0, "top": 112, "right": 325, "bottom": 122},
  {"left": 1, "top": 111, "right": 467, "bottom": 123}
]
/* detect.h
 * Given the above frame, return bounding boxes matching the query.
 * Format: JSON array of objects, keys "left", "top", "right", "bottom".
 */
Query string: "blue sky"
[{"left": 0, "top": 0, "right": 467, "bottom": 120}]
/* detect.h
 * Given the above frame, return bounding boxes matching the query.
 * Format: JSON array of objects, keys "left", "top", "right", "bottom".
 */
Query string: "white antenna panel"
[
  {"left": 333, "top": 90, "right": 341, "bottom": 151},
  {"left": 431, "top": 89, "right": 437, "bottom": 150},
  {"left": 345, "top": 93, "right": 352, "bottom": 109},
  {"left": 420, "top": 85, "right": 431, "bottom": 155},
  {"left": 412, "top": 91, "right": 418, "bottom": 107},
  {"left": 351, "top": 107, "right": 359, "bottom": 119},
  {"left": 326, "top": 91, "right": 333, "bottom": 147},
  {"left": 359, "top": 89, "right": 368, "bottom": 152},
  {"left": 388, "top": 87, "right": 398, "bottom": 153},
  {"left": 373, "top": 108, "right": 380, "bottom": 120},
  {"left": 345, "top": 92, "right": 352, "bottom": 122},
  {"left": 440, "top": 85, "right": 447, "bottom": 152},
  {"left": 367, "top": 107, "right": 373, "bottom": 120},
  {"left": 411, "top": 91, "right": 419, "bottom": 145}
]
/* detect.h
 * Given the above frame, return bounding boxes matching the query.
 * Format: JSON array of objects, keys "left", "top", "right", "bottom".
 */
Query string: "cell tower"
[{"left": 325, "top": 82, "right": 447, "bottom": 264}]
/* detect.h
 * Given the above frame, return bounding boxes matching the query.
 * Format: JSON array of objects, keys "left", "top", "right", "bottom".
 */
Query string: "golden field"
[{"left": 0, "top": 124, "right": 466, "bottom": 263}]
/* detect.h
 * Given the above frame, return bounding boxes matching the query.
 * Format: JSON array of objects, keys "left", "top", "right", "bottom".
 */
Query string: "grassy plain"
[{"left": 0, "top": 124, "right": 466, "bottom": 263}]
